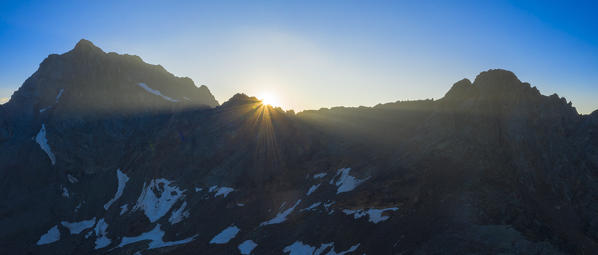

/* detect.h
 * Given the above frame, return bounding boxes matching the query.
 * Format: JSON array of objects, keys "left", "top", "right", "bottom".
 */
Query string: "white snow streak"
[
  {"left": 168, "top": 201, "right": 190, "bottom": 225},
  {"left": 35, "top": 124, "right": 56, "bottom": 165},
  {"left": 326, "top": 243, "right": 361, "bottom": 255},
  {"left": 137, "top": 83, "right": 178, "bottom": 102},
  {"left": 67, "top": 174, "right": 79, "bottom": 183},
  {"left": 260, "top": 200, "right": 301, "bottom": 226},
  {"left": 55, "top": 88, "right": 64, "bottom": 102},
  {"left": 307, "top": 184, "right": 320, "bottom": 196},
  {"left": 214, "top": 187, "right": 234, "bottom": 198},
  {"left": 120, "top": 204, "right": 129, "bottom": 215},
  {"left": 300, "top": 202, "right": 322, "bottom": 212},
  {"left": 313, "top": 173, "right": 327, "bottom": 179},
  {"left": 209, "top": 225, "right": 240, "bottom": 244},
  {"left": 104, "top": 169, "right": 130, "bottom": 210},
  {"left": 119, "top": 224, "right": 196, "bottom": 249}
]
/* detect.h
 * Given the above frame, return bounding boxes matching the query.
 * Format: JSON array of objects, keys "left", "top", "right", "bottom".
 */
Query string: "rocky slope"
[{"left": 0, "top": 40, "right": 597, "bottom": 255}]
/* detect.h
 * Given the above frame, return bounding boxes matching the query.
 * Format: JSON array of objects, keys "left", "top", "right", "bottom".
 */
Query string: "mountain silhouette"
[{"left": 0, "top": 40, "right": 596, "bottom": 254}]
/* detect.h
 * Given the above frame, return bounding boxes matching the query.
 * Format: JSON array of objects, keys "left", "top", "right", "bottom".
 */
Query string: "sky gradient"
[{"left": 1, "top": 0, "right": 597, "bottom": 113}]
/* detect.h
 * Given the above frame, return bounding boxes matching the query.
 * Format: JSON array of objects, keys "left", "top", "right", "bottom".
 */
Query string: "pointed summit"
[{"left": 70, "top": 39, "right": 104, "bottom": 55}]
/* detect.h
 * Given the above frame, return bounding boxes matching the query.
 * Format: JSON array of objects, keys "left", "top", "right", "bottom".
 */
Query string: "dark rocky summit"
[{"left": 0, "top": 40, "right": 597, "bottom": 255}]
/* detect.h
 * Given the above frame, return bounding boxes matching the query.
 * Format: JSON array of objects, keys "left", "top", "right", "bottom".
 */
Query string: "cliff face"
[{"left": 0, "top": 40, "right": 596, "bottom": 255}]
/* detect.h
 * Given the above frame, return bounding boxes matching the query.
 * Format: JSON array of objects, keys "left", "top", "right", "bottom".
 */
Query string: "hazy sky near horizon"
[{"left": 1, "top": 0, "right": 597, "bottom": 113}]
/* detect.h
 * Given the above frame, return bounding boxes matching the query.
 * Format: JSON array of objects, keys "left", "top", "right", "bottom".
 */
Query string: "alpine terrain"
[{"left": 1, "top": 40, "right": 597, "bottom": 255}]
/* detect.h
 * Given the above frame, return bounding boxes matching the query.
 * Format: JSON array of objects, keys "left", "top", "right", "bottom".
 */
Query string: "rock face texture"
[{"left": 0, "top": 40, "right": 597, "bottom": 255}]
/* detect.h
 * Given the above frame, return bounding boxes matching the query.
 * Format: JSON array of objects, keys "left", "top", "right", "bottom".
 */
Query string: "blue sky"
[{"left": 1, "top": 0, "right": 597, "bottom": 113}]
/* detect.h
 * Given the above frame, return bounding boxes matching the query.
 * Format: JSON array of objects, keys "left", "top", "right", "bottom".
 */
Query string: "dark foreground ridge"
[{"left": 0, "top": 40, "right": 597, "bottom": 254}]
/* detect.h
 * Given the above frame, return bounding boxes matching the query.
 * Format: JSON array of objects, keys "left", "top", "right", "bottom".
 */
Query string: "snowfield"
[
  {"left": 330, "top": 168, "right": 368, "bottom": 194},
  {"left": 133, "top": 178, "right": 185, "bottom": 223}
]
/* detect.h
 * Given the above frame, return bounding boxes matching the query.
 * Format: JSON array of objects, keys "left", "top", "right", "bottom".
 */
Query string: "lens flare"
[{"left": 259, "top": 92, "right": 280, "bottom": 107}]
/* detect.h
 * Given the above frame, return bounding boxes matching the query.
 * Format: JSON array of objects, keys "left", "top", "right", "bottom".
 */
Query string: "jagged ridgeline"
[{"left": 0, "top": 40, "right": 597, "bottom": 255}]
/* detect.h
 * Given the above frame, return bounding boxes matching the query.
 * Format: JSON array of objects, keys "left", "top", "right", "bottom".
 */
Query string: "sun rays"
[{"left": 258, "top": 92, "right": 281, "bottom": 107}]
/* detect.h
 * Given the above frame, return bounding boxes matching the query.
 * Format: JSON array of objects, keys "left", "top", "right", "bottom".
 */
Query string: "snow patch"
[
  {"left": 137, "top": 83, "right": 178, "bottom": 102},
  {"left": 238, "top": 240, "right": 258, "bottom": 254},
  {"left": 284, "top": 241, "right": 360, "bottom": 255},
  {"left": 342, "top": 207, "right": 398, "bottom": 223},
  {"left": 119, "top": 224, "right": 196, "bottom": 249},
  {"left": 326, "top": 243, "right": 360, "bottom": 255},
  {"left": 301, "top": 202, "right": 322, "bottom": 212},
  {"left": 323, "top": 201, "right": 336, "bottom": 215},
  {"left": 313, "top": 173, "right": 327, "bottom": 179},
  {"left": 168, "top": 201, "right": 190, "bottom": 224},
  {"left": 330, "top": 168, "right": 368, "bottom": 194},
  {"left": 62, "top": 187, "right": 70, "bottom": 198},
  {"left": 37, "top": 225, "right": 60, "bottom": 245},
  {"left": 94, "top": 218, "right": 111, "bottom": 249},
  {"left": 260, "top": 200, "right": 301, "bottom": 226},
  {"left": 209, "top": 225, "right": 240, "bottom": 244},
  {"left": 61, "top": 217, "right": 96, "bottom": 234},
  {"left": 133, "top": 178, "right": 185, "bottom": 223},
  {"left": 283, "top": 241, "right": 315, "bottom": 255},
  {"left": 314, "top": 243, "right": 334, "bottom": 254},
  {"left": 67, "top": 174, "right": 78, "bottom": 183},
  {"left": 55, "top": 88, "right": 64, "bottom": 102},
  {"left": 35, "top": 124, "right": 56, "bottom": 165},
  {"left": 214, "top": 187, "right": 234, "bottom": 198},
  {"left": 104, "top": 169, "right": 130, "bottom": 210},
  {"left": 120, "top": 204, "right": 129, "bottom": 215},
  {"left": 307, "top": 184, "right": 320, "bottom": 196},
  {"left": 38, "top": 89, "right": 64, "bottom": 113},
  {"left": 194, "top": 187, "right": 202, "bottom": 192}
]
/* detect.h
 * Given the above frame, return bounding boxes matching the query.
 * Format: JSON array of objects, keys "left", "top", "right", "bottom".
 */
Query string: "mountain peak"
[
  {"left": 443, "top": 78, "right": 473, "bottom": 100},
  {"left": 221, "top": 93, "right": 260, "bottom": 108},
  {"left": 70, "top": 39, "right": 104, "bottom": 55},
  {"left": 473, "top": 69, "right": 522, "bottom": 92}
]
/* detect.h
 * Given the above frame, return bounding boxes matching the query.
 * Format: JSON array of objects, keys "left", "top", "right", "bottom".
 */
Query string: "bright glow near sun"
[{"left": 259, "top": 92, "right": 280, "bottom": 107}]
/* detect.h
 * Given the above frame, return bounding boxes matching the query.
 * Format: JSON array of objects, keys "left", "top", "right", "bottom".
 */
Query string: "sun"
[{"left": 259, "top": 92, "right": 280, "bottom": 107}]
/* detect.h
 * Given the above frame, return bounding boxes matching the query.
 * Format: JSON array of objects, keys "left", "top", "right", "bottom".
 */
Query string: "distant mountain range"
[{"left": 0, "top": 40, "right": 597, "bottom": 254}]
